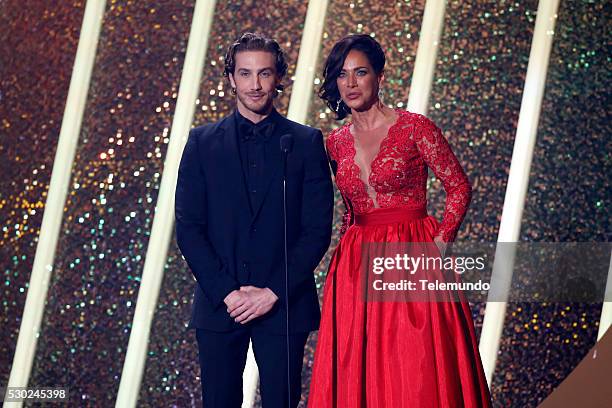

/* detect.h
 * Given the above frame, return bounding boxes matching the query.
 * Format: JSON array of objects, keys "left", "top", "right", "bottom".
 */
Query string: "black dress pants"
[{"left": 196, "top": 327, "right": 309, "bottom": 408}]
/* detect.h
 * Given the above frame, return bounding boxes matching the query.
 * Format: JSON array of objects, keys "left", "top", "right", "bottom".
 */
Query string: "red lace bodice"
[{"left": 326, "top": 109, "right": 472, "bottom": 243}]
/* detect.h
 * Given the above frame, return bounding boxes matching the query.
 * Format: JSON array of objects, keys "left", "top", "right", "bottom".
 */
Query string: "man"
[{"left": 175, "top": 32, "right": 334, "bottom": 408}]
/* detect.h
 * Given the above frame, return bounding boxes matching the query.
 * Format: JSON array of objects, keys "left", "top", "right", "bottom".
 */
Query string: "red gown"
[{"left": 308, "top": 109, "right": 492, "bottom": 407}]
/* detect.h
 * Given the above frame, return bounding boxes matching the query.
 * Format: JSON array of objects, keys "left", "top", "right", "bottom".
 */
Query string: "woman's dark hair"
[
  {"left": 319, "top": 34, "right": 386, "bottom": 120},
  {"left": 224, "top": 32, "right": 288, "bottom": 94}
]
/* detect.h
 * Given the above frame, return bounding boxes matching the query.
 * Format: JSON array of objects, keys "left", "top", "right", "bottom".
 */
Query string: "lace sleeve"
[
  {"left": 413, "top": 116, "right": 472, "bottom": 243},
  {"left": 326, "top": 132, "right": 353, "bottom": 236}
]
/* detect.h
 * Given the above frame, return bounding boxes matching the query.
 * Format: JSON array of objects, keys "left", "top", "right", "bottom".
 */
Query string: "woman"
[{"left": 308, "top": 34, "right": 492, "bottom": 407}]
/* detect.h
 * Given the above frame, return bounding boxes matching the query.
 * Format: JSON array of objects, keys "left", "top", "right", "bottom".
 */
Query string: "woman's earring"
[
  {"left": 336, "top": 99, "right": 342, "bottom": 112},
  {"left": 378, "top": 87, "right": 384, "bottom": 101}
]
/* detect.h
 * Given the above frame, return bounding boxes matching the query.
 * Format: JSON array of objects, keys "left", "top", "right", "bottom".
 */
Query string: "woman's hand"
[{"left": 433, "top": 235, "right": 448, "bottom": 259}]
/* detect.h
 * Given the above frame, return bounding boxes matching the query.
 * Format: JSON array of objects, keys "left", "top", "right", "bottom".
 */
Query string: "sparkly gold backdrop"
[
  {"left": 495, "top": 0, "right": 609, "bottom": 402},
  {"left": 0, "top": 0, "right": 87, "bottom": 399},
  {"left": 0, "top": 1, "right": 609, "bottom": 407},
  {"left": 25, "top": 2, "right": 196, "bottom": 406}
]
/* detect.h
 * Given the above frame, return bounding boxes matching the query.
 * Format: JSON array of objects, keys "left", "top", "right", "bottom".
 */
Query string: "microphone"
[
  {"left": 280, "top": 133, "right": 294, "bottom": 155},
  {"left": 279, "top": 133, "right": 293, "bottom": 407},
  {"left": 280, "top": 133, "right": 294, "bottom": 178}
]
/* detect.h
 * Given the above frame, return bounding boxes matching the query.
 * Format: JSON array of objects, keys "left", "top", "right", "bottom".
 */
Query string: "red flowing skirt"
[{"left": 308, "top": 207, "right": 492, "bottom": 408}]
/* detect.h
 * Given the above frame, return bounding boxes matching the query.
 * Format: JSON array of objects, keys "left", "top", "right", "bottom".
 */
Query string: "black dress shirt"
[{"left": 234, "top": 109, "right": 277, "bottom": 212}]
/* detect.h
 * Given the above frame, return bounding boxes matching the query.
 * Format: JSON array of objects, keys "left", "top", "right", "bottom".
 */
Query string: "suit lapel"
[{"left": 221, "top": 112, "right": 253, "bottom": 216}]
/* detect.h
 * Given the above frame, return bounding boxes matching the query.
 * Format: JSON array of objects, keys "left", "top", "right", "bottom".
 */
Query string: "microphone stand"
[{"left": 280, "top": 134, "right": 293, "bottom": 408}]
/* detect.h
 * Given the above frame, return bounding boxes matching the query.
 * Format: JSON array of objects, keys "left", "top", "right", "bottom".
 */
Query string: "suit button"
[{"left": 251, "top": 227, "right": 257, "bottom": 233}]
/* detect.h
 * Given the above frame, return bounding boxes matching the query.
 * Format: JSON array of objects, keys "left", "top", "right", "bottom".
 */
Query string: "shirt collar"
[{"left": 235, "top": 107, "right": 278, "bottom": 143}]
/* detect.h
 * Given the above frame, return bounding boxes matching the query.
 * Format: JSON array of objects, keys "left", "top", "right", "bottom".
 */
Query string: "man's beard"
[{"left": 237, "top": 91, "right": 274, "bottom": 115}]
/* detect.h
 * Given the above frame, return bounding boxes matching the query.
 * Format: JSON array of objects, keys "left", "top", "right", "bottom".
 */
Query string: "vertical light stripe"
[
  {"left": 4, "top": 2, "right": 107, "bottom": 407},
  {"left": 479, "top": 0, "right": 561, "bottom": 386},
  {"left": 597, "top": 251, "right": 612, "bottom": 341},
  {"left": 406, "top": 0, "right": 447, "bottom": 115},
  {"left": 286, "top": 0, "right": 329, "bottom": 123},
  {"left": 114, "top": 1, "right": 217, "bottom": 407},
  {"left": 242, "top": 343, "right": 258, "bottom": 408}
]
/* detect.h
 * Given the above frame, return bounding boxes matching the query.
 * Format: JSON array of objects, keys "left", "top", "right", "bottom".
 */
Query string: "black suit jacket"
[{"left": 175, "top": 109, "right": 334, "bottom": 334}]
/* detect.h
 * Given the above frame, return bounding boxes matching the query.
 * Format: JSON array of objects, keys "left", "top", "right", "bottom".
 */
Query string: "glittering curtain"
[{"left": 1, "top": 1, "right": 608, "bottom": 407}]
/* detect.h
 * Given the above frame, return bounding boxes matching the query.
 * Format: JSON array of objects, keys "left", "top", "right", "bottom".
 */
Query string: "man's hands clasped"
[{"left": 224, "top": 286, "right": 279, "bottom": 324}]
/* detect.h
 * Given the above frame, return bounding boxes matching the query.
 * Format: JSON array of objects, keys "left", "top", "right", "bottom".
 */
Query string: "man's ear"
[
  {"left": 228, "top": 73, "right": 236, "bottom": 90},
  {"left": 275, "top": 74, "right": 282, "bottom": 89}
]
